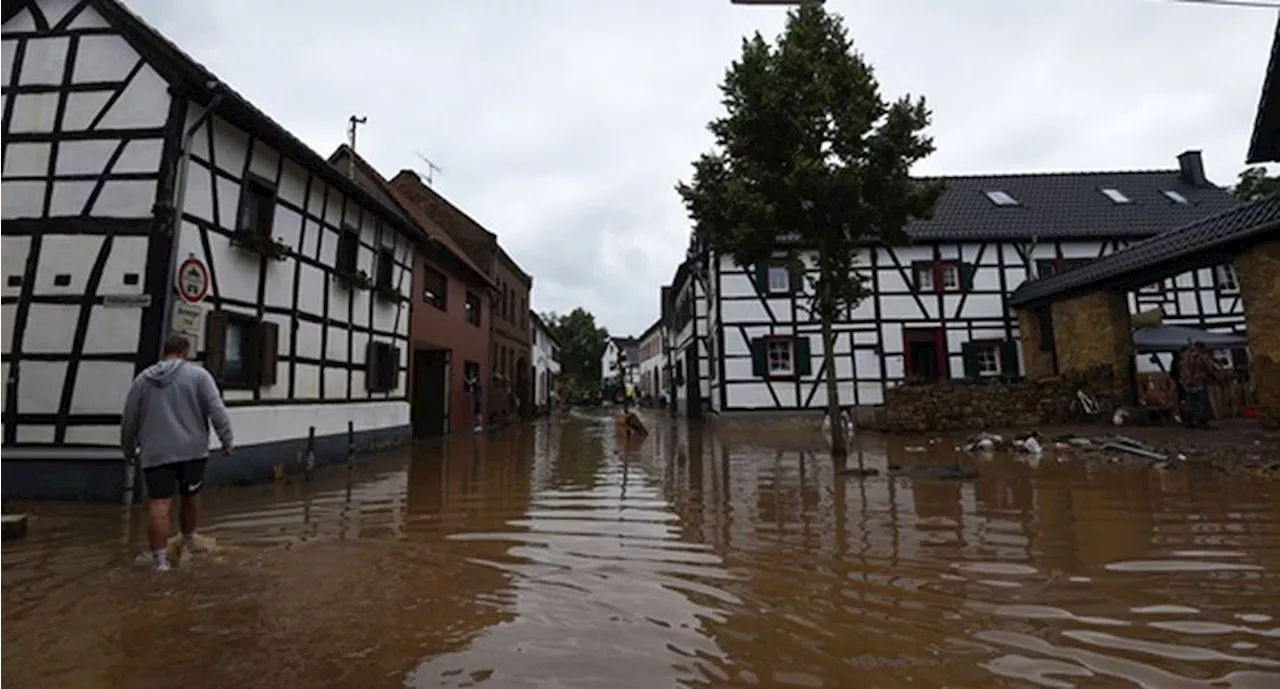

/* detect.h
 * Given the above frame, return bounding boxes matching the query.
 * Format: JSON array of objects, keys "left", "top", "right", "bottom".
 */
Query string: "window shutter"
[
  {"left": 204, "top": 311, "right": 228, "bottom": 378},
  {"left": 910, "top": 261, "right": 929, "bottom": 291},
  {"left": 961, "top": 263, "right": 976, "bottom": 291},
  {"left": 794, "top": 336, "right": 812, "bottom": 376},
  {"left": 789, "top": 257, "right": 804, "bottom": 295},
  {"left": 366, "top": 341, "right": 380, "bottom": 391},
  {"left": 387, "top": 346, "right": 401, "bottom": 391},
  {"left": 258, "top": 320, "right": 279, "bottom": 387},
  {"left": 754, "top": 262, "right": 768, "bottom": 294},
  {"left": 961, "top": 342, "right": 979, "bottom": 378},
  {"left": 749, "top": 338, "right": 766, "bottom": 377},
  {"left": 1034, "top": 259, "right": 1055, "bottom": 278},
  {"left": 999, "top": 340, "right": 1020, "bottom": 378}
]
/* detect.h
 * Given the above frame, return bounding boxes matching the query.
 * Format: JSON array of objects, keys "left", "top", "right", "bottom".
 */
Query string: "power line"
[{"left": 1166, "top": 0, "right": 1280, "bottom": 9}]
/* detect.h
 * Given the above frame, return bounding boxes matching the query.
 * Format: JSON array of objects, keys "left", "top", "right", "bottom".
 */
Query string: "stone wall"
[
  {"left": 882, "top": 379, "right": 1076, "bottom": 432},
  {"left": 1236, "top": 239, "right": 1280, "bottom": 429},
  {"left": 1050, "top": 290, "right": 1134, "bottom": 403}
]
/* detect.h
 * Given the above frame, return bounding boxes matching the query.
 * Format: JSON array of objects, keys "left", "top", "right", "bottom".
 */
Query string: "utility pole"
[{"left": 346, "top": 115, "right": 367, "bottom": 178}]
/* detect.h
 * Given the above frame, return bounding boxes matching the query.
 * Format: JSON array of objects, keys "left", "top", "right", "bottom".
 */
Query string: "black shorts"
[{"left": 144, "top": 459, "right": 208, "bottom": 500}]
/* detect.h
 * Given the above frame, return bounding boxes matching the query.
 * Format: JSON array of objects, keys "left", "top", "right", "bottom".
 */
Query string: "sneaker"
[
  {"left": 155, "top": 560, "right": 171, "bottom": 573},
  {"left": 178, "top": 544, "right": 193, "bottom": 567}
]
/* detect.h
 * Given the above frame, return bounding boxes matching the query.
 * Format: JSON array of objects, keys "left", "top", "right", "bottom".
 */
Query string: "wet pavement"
[{"left": 3, "top": 411, "right": 1279, "bottom": 688}]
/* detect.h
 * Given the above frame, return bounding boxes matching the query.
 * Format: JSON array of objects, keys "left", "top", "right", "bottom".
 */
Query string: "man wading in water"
[{"left": 121, "top": 335, "right": 234, "bottom": 572}]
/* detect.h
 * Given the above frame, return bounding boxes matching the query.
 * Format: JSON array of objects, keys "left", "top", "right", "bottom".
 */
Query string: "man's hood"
[{"left": 142, "top": 359, "right": 186, "bottom": 387}]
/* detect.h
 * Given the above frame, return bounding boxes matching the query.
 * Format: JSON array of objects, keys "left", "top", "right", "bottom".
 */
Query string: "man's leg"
[
  {"left": 143, "top": 464, "right": 178, "bottom": 571},
  {"left": 176, "top": 459, "right": 208, "bottom": 560}
]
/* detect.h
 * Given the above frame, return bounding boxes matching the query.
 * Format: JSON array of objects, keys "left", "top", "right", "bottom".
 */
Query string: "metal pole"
[
  {"left": 304, "top": 426, "right": 316, "bottom": 481},
  {"left": 347, "top": 420, "right": 355, "bottom": 471},
  {"left": 157, "top": 83, "right": 224, "bottom": 352}
]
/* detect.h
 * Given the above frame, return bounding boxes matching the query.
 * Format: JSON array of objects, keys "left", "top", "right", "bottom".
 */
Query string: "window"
[
  {"left": 962, "top": 340, "right": 1015, "bottom": 378},
  {"left": 975, "top": 343, "right": 1001, "bottom": 376},
  {"left": 365, "top": 341, "right": 400, "bottom": 393},
  {"left": 940, "top": 264, "right": 961, "bottom": 291},
  {"left": 1163, "top": 190, "right": 1189, "bottom": 204},
  {"left": 506, "top": 288, "right": 514, "bottom": 321},
  {"left": 336, "top": 227, "right": 359, "bottom": 275},
  {"left": 464, "top": 291, "right": 482, "bottom": 326},
  {"left": 750, "top": 336, "right": 811, "bottom": 379},
  {"left": 1215, "top": 264, "right": 1239, "bottom": 293},
  {"left": 1035, "top": 257, "right": 1090, "bottom": 278},
  {"left": 422, "top": 265, "right": 447, "bottom": 310},
  {"left": 983, "top": 190, "right": 1019, "bottom": 206},
  {"left": 912, "top": 260, "right": 969, "bottom": 293},
  {"left": 204, "top": 310, "right": 279, "bottom": 389},
  {"left": 767, "top": 265, "right": 790, "bottom": 293},
  {"left": 1139, "top": 281, "right": 1166, "bottom": 294},
  {"left": 236, "top": 177, "right": 276, "bottom": 238},
  {"left": 1100, "top": 188, "right": 1131, "bottom": 204},
  {"left": 375, "top": 248, "right": 395, "bottom": 293},
  {"left": 915, "top": 264, "right": 935, "bottom": 291}
]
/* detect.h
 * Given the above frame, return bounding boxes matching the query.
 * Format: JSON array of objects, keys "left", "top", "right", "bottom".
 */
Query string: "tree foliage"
[
  {"left": 675, "top": 5, "right": 943, "bottom": 457},
  {"left": 541, "top": 308, "right": 610, "bottom": 400},
  {"left": 1234, "top": 166, "right": 1280, "bottom": 202},
  {"left": 677, "top": 6, "right": 943, "bottom": 321}
]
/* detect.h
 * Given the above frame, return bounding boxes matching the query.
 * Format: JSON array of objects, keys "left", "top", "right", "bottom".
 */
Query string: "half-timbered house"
[
  {"left": 529, "top": 310, "right": 560, "bottom": 414},
  {"left": 666, "top": 259, "right": 712, "bottom": 418},
  {"left": 691, "top": 151, "right": 1243, "bottom": 414},
  {"left": 2, "top": 0, "right": 416, "bottom": 498},
  {"left": 637, "top": 319, "right": 665, "bottom": 401}
]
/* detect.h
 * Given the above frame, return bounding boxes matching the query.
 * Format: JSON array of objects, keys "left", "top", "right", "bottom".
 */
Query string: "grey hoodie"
[{"left": 120, "top": 359, "right": 234, "bottom": 469}]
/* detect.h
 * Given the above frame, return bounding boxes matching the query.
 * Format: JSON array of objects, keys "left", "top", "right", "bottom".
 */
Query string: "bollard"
[
  {"left": 304, "top": 426, "right": 317, "bottom": 481},
  {"left": 346, "top": 420, "right": 355, "bottom": 470}
]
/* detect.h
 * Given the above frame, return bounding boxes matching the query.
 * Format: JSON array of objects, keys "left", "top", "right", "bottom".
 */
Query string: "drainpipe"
[{"left": 157, "top": 81, "right": 224, "bottom": 352}]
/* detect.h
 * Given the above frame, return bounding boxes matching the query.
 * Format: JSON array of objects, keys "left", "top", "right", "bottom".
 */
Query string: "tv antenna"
[
  {"left": 347, "top": 115, "right": 367, "bottom": 151},
  {"left": 414, "top": 151, "right": 443, "bottom": 185}
]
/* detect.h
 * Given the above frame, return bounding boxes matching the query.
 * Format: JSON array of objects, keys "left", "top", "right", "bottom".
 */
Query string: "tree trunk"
[{"left": 819, "top": 277, "right": 848, "bottom": 461}]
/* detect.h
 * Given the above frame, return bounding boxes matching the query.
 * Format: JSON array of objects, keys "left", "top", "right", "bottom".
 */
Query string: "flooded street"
[{"left": 4, "top": 412, "right": 1280, "bottom": 689}]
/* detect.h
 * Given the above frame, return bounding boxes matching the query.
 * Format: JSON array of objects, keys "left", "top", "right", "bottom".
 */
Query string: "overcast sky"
[{"left": 127, "top": 0, "right": 1276, "bottom": 337}]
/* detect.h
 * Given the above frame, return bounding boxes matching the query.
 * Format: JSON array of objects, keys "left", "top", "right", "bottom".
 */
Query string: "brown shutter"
[
  {"left": 204, "top": 311, "right": 228, "bottom": 378},
  {"left": 388, "top": 346, "right": 401, "bottom": 391},
  {"left": 258, "top": 320, "right": 279, "bottom": 387},
  {"left": 366, "top": 341, "right": 380, "bottom": 391}
]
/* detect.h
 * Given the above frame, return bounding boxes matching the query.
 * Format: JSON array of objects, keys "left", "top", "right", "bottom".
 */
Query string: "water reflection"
[{"left": 2, "top": 412, "right": 1278, "bottom": 688}]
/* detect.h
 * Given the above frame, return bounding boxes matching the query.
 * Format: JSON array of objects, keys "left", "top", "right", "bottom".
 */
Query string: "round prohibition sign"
[{"left": 176, "top": 256, "right": 210, "bottom": 304}]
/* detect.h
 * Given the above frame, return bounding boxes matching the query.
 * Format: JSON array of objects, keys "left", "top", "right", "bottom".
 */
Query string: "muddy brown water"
[{"left": 3, "top": 412, "right": 1279, "bottom": 688}]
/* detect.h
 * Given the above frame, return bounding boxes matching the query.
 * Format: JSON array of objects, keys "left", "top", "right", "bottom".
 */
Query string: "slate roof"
[
  {"left": 906, "top": 168, "right": 1241, "bottom": 242},
  {"left": 1009, "top": 194, "right": 1280, "bottom": 308},
  {"left": 1246, "top": 14, "right": 1280, "bottom": 165},
  {"left": 36, "top": 0, "right": 428, "bottom": 248}
]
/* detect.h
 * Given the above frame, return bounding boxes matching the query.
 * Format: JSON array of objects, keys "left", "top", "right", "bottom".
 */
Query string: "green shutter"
[
  {"left": 910, "top": 260, "right": 930, "bottom": 291},
  {"left": 999, "top": 340, "right": 1020, "bottom": 378},
  {"left": 794, "top": 336, "right": 812, "bottom": 376},
  {"left": 961, "top": 342, "right": 979, "bottom": 378},
  {"left": 754, "top": 262, "right": 769, "bottom": 294},
  {"left": 789, "top": 256, "right": 804, "bottom": 295},
  {"left": 750, "top": 338, "right": 766, "bottom": 377},
  {"left": 1035, "top": 259, "right": 1055, "bottom": 278},
  {"left": 961, "top": 263, "right": 976, "bottom": 291}
]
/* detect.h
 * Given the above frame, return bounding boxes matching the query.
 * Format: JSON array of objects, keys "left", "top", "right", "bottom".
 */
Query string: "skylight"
[
  {"left": 1100, "top": 188, "right": 1131, "bottom": 204},
  {"left": 1163, "top": 190, "right": 1190, "bottom": 204},
  {"left": 984, "top": 190, "right": 1019, "bottom": 206}
]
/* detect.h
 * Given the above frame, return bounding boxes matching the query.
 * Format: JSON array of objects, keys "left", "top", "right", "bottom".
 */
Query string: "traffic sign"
[{"left": 176, "top": 256, "right": 209, "bottom": 304}]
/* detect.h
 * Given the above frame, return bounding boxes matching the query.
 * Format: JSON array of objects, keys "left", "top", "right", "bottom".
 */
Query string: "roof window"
[
  {"left": 1162, "top": 190, "right": 1190, "bottom": 204},
  {"left": 1100, "top": 188, "right": 1131, "bottom": 204},
  {"left": 983, "top": 190, "right": 1019, "bottom": 206}
]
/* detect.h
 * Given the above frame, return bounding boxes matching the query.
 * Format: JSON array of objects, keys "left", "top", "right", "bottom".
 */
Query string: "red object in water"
[{"left": 1244, "top": 405, "right": 1259, "bottom": 419}]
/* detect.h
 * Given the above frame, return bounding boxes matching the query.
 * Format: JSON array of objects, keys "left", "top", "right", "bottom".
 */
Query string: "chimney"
[{"left": 1177, "top": 150, "right": 1206, "bottom": 187}]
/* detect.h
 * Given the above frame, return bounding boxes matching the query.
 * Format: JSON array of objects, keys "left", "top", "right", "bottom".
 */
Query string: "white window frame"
[
  {"left": 915, "top": 266, "right": 935, "bottom": 291},
  {"left": 941, "top": 264, "right": 961, "bottom": 291},
  {"left": 1139, "top": 281, "right": 1164, "bottom": 294},
  {"left": 767, "top": 265, "right": 790, "bottom": 294},
  {"left": 765, "top": 338, "right": 794, "bottom": 376},
  {"left": 1100, "top": 188, "right": 1131, "bottom": 204},
  {"left": 1163, "top": 190, "right": 1190, "bottom": 204},
  {"left": 984, "top": 190, "right": 1019, "bottom": 206},
  {"left": 1215, "top": 265, "right": 1239, "bottom": 293},
  {"left": 975, "top": 343, "right": 1002, "bottom": 377}
]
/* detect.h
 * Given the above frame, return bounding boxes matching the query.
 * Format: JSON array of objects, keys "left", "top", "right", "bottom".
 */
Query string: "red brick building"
[
  {"left": 330, "top": 147, "right": 494, "bottom": 436},
  {"left": 389, "top": 172, "right": 533, "bottom": 422}
]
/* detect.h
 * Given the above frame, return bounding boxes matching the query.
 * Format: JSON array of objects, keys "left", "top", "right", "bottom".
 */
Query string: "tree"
[
  {"left": 541, "top": 308, "right": 610, "bottom": 402},
  {"left": 1234, "top": 166, "right": 1280, "bottom": 202},
  {"left": 675, "top": 6, "right": 944, "bottom": 459}
]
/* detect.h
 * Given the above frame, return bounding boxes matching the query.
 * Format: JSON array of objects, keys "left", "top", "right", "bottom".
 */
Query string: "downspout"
[{"left": 157, "top": 81, "right": 224, "bottom": 349}]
